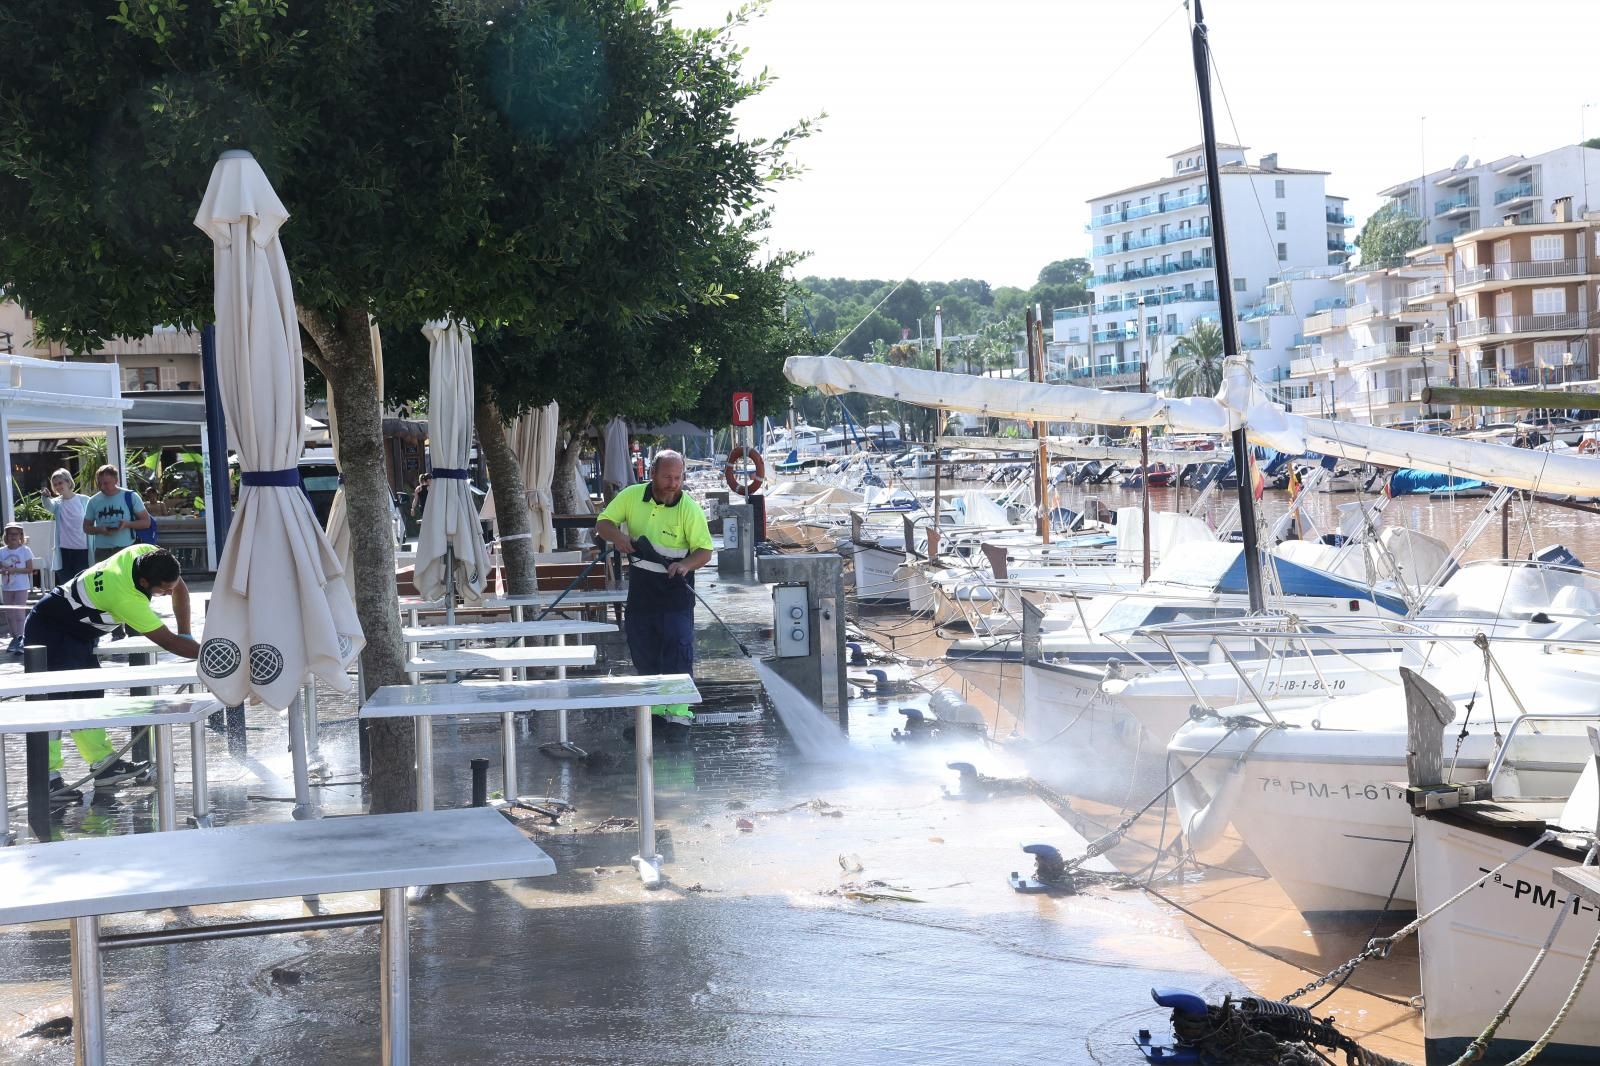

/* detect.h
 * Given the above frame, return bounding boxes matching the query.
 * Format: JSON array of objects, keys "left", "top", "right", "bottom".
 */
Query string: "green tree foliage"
[
  {"left": 1166, "top": 320, "right": 1226, "bottom": 397},
  {"left": 1355, "top": 202, "right": 1426, "bottom": 266},
  {"left": 0, "top": 0, "right": 802, "bottom": 811}
]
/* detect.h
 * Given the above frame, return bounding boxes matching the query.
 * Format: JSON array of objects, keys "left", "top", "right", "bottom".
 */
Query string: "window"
[
  {"left": 1274, "top": 179, "right": 1286, "bottom": 198},
  {"left": 1166, "top": 313, "right": 1178, "bottom": 332},
  {"left": 1531, "top": 235, "right": 1563, "bottom": 262},
  {"left": 1140, "top": 196, "right": 1150, "bottom": 206},
  {"left": 1233, "top": 277, "right": 1247, "bottom": 292},
  {"left": 1534, "top": 341, "right": 1567, "bottom": 368},
  {"left": 1276, "top": 211, "right": 1286, "bottom": 231},
  {"left": 1493, "top": 239, "right": 1511, "bottom": 265},
  {"left": 1277, "top": 242, "right": 1288, "bottom": 261},
  {"left": 122, "top": 367, "right": 161, "bottom": 392},
  {"left": 1101, "top": 204, "right": 1113, "bottom": 216},
  {"left": 1532, "top": 288, "right": 1567, "bottom": 314}
]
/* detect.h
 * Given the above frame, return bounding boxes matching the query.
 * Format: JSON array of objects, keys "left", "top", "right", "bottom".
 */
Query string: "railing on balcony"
[
  {"left": 1289, "top": 394, "right": 1329, "bottom": 413},
  {"left": 1289, "top": 352, "right": 1339, "bottom": 376},
  {"left": 1089, "top": 259, "right": 1215, "bottom": 287},
  {"left": 1239, "top": 302, "right": 1284, "bottom": 321},
  {"left": 1457, "top": 312, "right": 1592, "bottom": 340},
  {"left": 1405, "top": 333, "right": 1449, "bottom": 354},
  {"left": 1325, "top": 211, "right": 1355, "bottom": 226},
  {"left": 1348, "top": 342, "right": 1411, "bottom": 365},
  {"left": 1493, "top": 182, "right": 1536, "bottom": 205},
  {"left": 1093, "top": 222, "right": 1214, "bottom": 256},
  {"left": 1311, "top": 297, "right": 1349, "bottom": 313},
  {"left": 1434, "top": 194, "right": 1477, "bottom": 216},
  {"left": 1407, "top": 278, "right": 1449, "bottom": 300},
  {"left": 1326, "top": 238, "right": 1354, "bottom": 252},
  {"left": 1304, "top": 308, "right": 1348, "bottom": 333},
  {"left": 1066, "top": 361, "right": 1146, "bottom": 380},
  {"left": 1086, "top": 190, "right": 1211, "bottom": 230},
  {"left": 1456, "top": 258, "right": 1589, "bottom": 286}
]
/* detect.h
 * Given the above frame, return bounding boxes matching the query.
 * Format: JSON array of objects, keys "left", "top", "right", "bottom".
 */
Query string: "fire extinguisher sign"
[{"left": 732, "top": 392, "right": 754, "bottom": 426}]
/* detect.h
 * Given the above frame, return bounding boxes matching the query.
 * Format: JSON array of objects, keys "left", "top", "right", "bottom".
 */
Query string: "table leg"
[
  {"left": 415, "top": 714, "right": 433, "bottom": 812},
  {"left": 500, "top": 711, "right": 518, "bottom": 804},
  {"left": 24, "top": 645, "right": 52, "bottom": 843},
  {"left": 70, "top": 915, "right": 106, "bottom": 1066},
  {"left": 380, "top": 887, "right": 410, "bottom": 1066},
  {"left": 0, "top": 730, "right": 12, "bottom": 845},
  {"left": 630, "top": 705, "right": 661, "bottom": 888},
  {"left": 287, "top": 695, "right": 321, "bottom": 821},
  {"left": 154, "top": 724, "right": 177, "bottom": 832},
  {"left": 129, "top": 651, "right": 153, "bottom": 765},
  {"left": 187, "top": 719, "right": 213, "bottom": 828}
]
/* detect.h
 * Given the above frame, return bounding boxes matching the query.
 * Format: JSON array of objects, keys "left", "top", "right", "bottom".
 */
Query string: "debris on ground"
[
  {"left": 17, "top": 1015, "right": 71, "bottom": 1041},
  {"left": 824, "top": 880, "right": 924, "bottom": 904},
  {"left": 838, "top": 853, "right": 864, "bottom": 873},
  {"left": 736, "top": 817, "right": 755, "bottom": 832}
]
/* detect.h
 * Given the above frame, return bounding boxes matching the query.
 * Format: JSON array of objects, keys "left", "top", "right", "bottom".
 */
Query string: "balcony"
[
  {"left": 1434, "top": 194, "right": 1477, "bottom": 217},
  {"left": 1456, "top": 312, "right": 1592, "bottom": 341},
  {"left": 1303, "top": 308, "right": 1348, "bottom": 335},
  {"left": 1088, "top": 259, "right": 1214, "bottom": 287},
  {"left": 1347, "top": 342, "right": 1412, "bottom": 366},
  {"left": 1086, "top": 190, "right": 1211, "bottom": 230},
  {"left": 1466, "top": 363, "right": 1593, "bottom": 388},
  {"left": 1289, "top": 394, "right": 1329, "bottom": 413},
  {"left": 1327, "top": 238, "right": 1354, "bottom": 252},
  {"left": 1290, "top": 352, "right": 1339, "bottom": 376},
  {"left": 1240, "top": 302, "right": 1284, "bottom": 322},
  {"left": 1493, "top": 182, "right": 1536, "bottom": 205},
  {"left": 1240, "top": 338, "right": 1270, "bottom": 351},
  {"left": 1093, "top": 221, "right": 1214, "bottom": 256},
  {"left": 1065, "top": 361, "right": 1145, "bottom": 384},
  {"left": 1325, "top": 211, "right": 1355, "bottom": 226},
  {"left": 1407, "top": 278, "right": 1450, "bottom": 301},
  {"left": 1311, "top": 296, "right": 1349, "bottom": 312},
  {"left": 1455, "top": 258, "right": 1591, "bottom": 287}
]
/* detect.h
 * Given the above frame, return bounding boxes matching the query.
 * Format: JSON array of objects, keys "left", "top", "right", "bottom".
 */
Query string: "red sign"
[{"left": 732, "top": 392, "right": 754, "bottom": 426}]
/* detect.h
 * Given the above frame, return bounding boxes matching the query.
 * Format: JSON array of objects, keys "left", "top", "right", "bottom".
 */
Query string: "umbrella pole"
[
  {"left": 287, "top": 691, "right": 321, "bottom": 820},
  {"left": 444, "top": 547, "right": 458, "bottom": 684}
]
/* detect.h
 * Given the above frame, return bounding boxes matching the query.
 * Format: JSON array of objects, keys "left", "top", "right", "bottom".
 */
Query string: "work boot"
[
  {"left": 90, "top": 758, "right": 149, "bottom": 787},
  {"left": 48, "top": 774, "right": 83, "bottom": 805}
]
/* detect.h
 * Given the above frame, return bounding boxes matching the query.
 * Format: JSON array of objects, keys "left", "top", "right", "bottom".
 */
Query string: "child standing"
[{"left": 0, "top": 524, "right": 36, "bottom": 654}]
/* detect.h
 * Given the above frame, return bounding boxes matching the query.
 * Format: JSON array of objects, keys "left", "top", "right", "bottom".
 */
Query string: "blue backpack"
[{"left": 124, "top": 490, "right": 158, "bottom": 544}]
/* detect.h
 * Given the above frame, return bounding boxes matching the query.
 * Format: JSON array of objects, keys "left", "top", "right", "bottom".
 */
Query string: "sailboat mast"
[{"left": 1191, "top": 0, "right": 1265, "bottom": 613}]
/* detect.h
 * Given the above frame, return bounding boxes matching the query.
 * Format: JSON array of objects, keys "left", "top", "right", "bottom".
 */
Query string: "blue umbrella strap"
[
  {"left": 430, "top": 467, "right": 470, "bottom": 479},
  {"left": 241, "top": 468, "right": 304, "bottom": 487}
]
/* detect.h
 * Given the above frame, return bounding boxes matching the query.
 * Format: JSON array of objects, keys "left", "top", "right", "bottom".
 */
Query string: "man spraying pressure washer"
[{"left": 595, "top": 450, "right": 714, "bottom": 741}]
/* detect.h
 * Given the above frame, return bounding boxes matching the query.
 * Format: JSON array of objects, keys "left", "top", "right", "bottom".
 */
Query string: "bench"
[
  {"left": 404, "top": 644, "right": 597, "bottom": 681},
  {"left": 0, "top": 695, "right": 221, "bottom": 845},
  {"left": 361, "top": 674, "right": 700, "bottom": 886},
  {"left": 0, "top": 807, "right": 554, "bottom": 1065},
  {"left": 398, "top": 589, "right": 628, "bottom": 629}
]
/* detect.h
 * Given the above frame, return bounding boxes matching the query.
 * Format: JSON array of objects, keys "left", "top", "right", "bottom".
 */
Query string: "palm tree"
[{"left": 1167, "top": 320, "right": 1225, "bottom": 397}]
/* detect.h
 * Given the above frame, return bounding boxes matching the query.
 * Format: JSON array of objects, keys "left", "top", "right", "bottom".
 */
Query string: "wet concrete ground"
[{"left": 0, "top": 576, "right": 1229, "bottom": 1064}]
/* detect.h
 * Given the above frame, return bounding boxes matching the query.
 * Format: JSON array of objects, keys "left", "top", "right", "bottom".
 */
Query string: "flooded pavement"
[{"left": 0, "top": 577, "right": 1234, "bottom": 1065}]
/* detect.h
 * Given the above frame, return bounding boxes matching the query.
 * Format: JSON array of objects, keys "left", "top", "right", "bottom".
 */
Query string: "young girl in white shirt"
[{"left": 0, "top": 523, "right": 36, "bottom": 654}]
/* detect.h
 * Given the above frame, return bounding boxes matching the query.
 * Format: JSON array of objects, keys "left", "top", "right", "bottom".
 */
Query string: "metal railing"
[
  {"left": 1434, "top": 194, "right": 1477, "bottom": 216},
  {"left": 1348, "top": 342, "right": 1411, "bottom": 364},
  {"left": 1457, "top": 312, "right": 1592, "bottom": 340},
  {"left": 1325, "top": 211, "right": 1355, "bottom": 226},
  {"left": 1493, "top": 182, "right": 1536, "bottom": 205},
  {"left": 1089, "top": 259, "right": 1214, "bottom": 287},
  {"left": 1456, "top": 258, "right": 1589, "bottom": 286},
  {"left": 1086, "top": 190, "right": 1211, "bottom": 229},
  {"left": 1304, "top": 308, "right": 1348, "bottom": 333}
]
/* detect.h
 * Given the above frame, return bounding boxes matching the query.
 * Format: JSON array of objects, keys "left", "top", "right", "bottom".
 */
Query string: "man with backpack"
[{"left": 82, "top": 464, "right": 154, "bottom": 563}]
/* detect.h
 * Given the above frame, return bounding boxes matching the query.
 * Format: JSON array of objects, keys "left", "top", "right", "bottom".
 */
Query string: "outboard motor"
[{"left": 1534, "top": 543, "right": 1584, "bottom": 570}]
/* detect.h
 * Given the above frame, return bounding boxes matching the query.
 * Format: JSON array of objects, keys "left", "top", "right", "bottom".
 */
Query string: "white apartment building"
[
  {"left": 1379, "top": 144, "right": 1600, "bottom": 246},
  {"left": 1288, "top": 252, "right": 1452, "bottom": 424},
  {"left": 1292, "top": 142, "right": 1600, "bottom": 425},
  {"left": 1053, "top": 144, "right": 1350, "bottom": 389}
]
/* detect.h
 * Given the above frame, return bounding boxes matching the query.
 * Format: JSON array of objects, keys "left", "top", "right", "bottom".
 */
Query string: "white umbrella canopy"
[
  {"left": 414, "top": 319, "right": 490, "bottom": 603},
  {"left": 193, "top": 150, "right": 364, "bottom": 709},
  {"left": 602, "top": 415, "right": 632, "bottom": 491},
  {"left": 512, "top": 402, "right": 559, "bottom": 553}
]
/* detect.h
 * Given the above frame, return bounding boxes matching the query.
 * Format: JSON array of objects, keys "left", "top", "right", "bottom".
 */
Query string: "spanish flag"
[{"left": 1287, "top": 465, "right": 1302, "bottom": 500}]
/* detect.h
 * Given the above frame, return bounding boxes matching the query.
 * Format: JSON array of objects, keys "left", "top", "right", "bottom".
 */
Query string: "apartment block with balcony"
[
  {"left": 1065, "top": 144, "right": 1348, "bottom": 390},
  {"left": 1288, "top": 251, "right": 1452, "bottom": 423},
  {"left": 1378, "top": 143, "right": 1600, "bottom": 247},
  {"left": 0, "top": 299, "right": 202, "bottom": 393},
  {"left": 1441, "top": 204, "right": 1600, "bottom": 401}
]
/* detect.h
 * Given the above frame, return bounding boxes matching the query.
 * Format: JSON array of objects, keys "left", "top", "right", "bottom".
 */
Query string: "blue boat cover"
[
  {"left": 1153, "top": 541, "right": 1408, "bottom": 615},
  {"left": 1387, "top": 468, "right": 1487, "bottom": 497}
]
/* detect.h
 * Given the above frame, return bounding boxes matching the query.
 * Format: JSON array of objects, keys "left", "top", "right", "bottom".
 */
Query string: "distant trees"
[{"left": 1355, "top": 203, "right": 1426, "bottom": 266}]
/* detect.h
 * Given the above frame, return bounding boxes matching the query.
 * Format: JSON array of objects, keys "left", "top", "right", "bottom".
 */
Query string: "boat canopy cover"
[
  {"left": 784, "top": 357, "right": 1600, "bottom": 497},
  {"left": 1113, "top": 508, "right": 1215, "bottom": 566},
  {"left": 1386, "top": 469, "right": 1487, "bottom": 497},
  {"left": 1150, "top": 541, "right": 1408, "bottom": 614}
]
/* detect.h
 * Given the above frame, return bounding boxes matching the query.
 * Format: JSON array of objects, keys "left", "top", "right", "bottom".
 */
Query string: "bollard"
[
  {"left": 23, "top": 645, "right": 53, "bottom": 843},
  {"left": 470, "top": 758, "right": 489, "bottom": 808}
]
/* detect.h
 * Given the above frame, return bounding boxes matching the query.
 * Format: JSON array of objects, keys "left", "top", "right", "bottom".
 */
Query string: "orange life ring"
[{"left": 724, "top": 446, "right": 765, "bottom": 496}]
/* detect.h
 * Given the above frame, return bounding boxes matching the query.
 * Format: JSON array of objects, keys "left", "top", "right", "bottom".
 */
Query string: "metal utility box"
[
  {"left": 718, "top": 503, "right": 754, "bottom": 575},
  {"left": 772, "top": 584, "right": 811, "bottom": 658}
]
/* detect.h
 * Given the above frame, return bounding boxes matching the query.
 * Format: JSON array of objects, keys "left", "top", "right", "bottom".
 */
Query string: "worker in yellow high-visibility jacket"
[{"left": 595, "top": 450, "right": 714, "bottom": 740}]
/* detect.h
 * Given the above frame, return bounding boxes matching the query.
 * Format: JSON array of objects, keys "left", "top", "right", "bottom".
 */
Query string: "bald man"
[{"left": 596, "top": 450, "right": 715, "bottom": 737}]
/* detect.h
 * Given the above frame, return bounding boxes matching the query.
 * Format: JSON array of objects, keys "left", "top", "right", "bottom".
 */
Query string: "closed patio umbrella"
[
  {"left": 512, "top": 402, "right": 559, "bottom": 553},
  {"left": 193, "top": 151, "right": 364, "bottom": 796},
  {"left": 414, "top": 319, "right": 489, "bottom": 604},
  {"left": 602, "top": 415, "right": 631, "bottom": 492}
]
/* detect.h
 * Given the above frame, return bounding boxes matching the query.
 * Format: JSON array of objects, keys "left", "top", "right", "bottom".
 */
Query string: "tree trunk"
[
  {"left": 475, "top": 394, "right": 537, "bottom": 597},
  {"left": 551, "top": 422, "right": 588, "bottom": 550},
  {"left": 300, "top": 305, "right": 414, "bottom": 814}
]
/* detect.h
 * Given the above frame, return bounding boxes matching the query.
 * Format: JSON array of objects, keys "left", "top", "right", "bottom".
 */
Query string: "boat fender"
[
  {"left": 846, "top": 641, "right": 867, "bottom": 666},
  {"left": 1170, "top": 753, "right": 1249, "bottom": 855}
]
